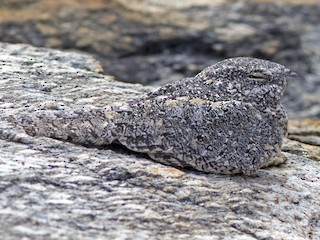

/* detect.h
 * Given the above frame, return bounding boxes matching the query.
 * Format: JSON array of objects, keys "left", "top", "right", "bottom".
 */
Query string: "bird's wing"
[{"left": 116, "top": 98, "right": 283, "bottom": 174}]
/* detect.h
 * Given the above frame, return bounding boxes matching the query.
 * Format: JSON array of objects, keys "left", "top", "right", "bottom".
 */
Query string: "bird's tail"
[{"left": 5, "top": 108, "right": 120, "bottom": 146}]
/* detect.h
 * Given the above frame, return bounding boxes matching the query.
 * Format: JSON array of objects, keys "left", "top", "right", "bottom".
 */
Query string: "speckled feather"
[{"left": 8, "top": 57, "right": 297, "bottom": 174}]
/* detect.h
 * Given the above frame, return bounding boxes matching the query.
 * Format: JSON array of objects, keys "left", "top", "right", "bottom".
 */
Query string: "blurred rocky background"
[{"left": 0, "top": 0, "right": 320, "bottom": 118}]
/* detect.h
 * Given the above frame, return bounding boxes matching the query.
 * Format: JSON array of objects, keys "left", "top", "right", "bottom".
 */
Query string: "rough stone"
[
  {"left": 0, "top": 43, "right": 319, "bottom": 240},
  {"left": 288, "top": 118, "right": 320, "bottom": 146},
  {"left": 283, "top": 118, "right": 320, "bottom": 161}
]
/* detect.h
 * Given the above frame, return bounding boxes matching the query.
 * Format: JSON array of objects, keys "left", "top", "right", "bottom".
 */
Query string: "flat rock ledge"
[{"left": 0, "top": 43, "right": 319, "bottom": 240}]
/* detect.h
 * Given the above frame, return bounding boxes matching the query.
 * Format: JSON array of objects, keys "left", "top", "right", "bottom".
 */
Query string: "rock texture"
[
  {"left": 0, "top": 43, "right": 319, "bottom": 240},
  {"left": 0, "top": 0, "right": 320, "bottom": 118}
]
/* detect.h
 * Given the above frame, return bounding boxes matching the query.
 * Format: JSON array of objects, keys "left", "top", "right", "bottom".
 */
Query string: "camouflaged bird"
[{"left": 9, "top": 57, "right": 298, "bottom": 174}]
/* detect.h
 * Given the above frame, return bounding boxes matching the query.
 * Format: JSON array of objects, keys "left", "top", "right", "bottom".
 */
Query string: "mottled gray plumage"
[{"left": 9, "top": 57, "right": 297, "bottom": 174}]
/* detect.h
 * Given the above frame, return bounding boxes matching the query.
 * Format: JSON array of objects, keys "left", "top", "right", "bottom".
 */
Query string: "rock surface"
[
  {"left": 0, "top": 0, "right": 320, "bottom": 117},
  {"left": 0, "top": 43, "right": 319, "bottom": 240}
]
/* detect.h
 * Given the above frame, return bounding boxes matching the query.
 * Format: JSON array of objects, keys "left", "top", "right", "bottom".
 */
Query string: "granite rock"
[{"left": 0, "top": 43, "right": 319, "bottom": 240}]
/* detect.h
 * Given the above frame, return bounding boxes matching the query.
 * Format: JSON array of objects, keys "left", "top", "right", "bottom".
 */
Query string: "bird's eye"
[{"left": 246, "top": 72, "right": 269, "bottom": 81}]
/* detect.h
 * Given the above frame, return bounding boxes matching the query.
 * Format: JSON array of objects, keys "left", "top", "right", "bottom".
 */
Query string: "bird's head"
[{"left": 198, "top": 57, "right": 298, "bottom": 107}]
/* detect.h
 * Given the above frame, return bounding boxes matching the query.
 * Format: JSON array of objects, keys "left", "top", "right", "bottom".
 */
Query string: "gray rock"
[{"left": 0, "top": 43, "right": 319, "bottom": 240}]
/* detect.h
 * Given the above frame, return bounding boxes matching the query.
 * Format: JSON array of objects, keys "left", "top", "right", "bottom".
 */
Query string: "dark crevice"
[{"left": 119, "top": 35, "right": 218, "bottom": 58}]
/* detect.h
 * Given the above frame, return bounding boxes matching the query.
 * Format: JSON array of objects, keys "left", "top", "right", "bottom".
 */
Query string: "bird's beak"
[{"left": 284, "top": 68, "right": 299, "bottom": 80}]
